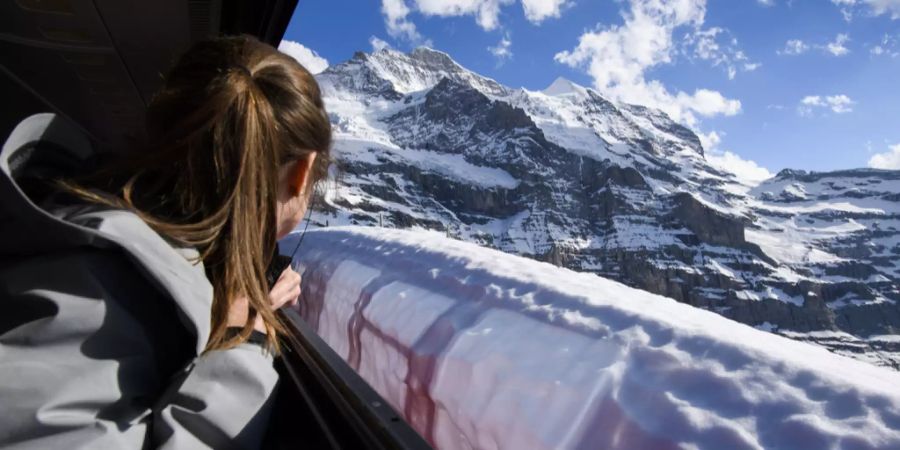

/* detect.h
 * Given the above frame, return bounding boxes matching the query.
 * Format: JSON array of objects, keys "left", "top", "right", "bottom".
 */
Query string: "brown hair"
[{"left": 64, "top": 35, "right": 331, "bottom": 351}]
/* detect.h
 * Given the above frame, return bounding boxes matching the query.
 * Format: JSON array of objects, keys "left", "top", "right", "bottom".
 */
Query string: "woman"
[{"left": 0, "top": 35, "right": 330, "bottom": 448}]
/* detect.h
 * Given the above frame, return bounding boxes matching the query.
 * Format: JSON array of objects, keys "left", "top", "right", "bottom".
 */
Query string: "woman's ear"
[{"left": 290, "top": 153, "right": 318, "bottom": 198}]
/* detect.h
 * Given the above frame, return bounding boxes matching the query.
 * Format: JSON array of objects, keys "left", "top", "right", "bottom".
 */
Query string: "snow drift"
[{"left": 284, "top": 226, "right": 900, "bottom": 450}]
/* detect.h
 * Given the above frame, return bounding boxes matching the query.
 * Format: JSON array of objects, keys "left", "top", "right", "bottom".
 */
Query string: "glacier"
[{"left": 284, "top": 227, "right": 900, "bottom": 450}]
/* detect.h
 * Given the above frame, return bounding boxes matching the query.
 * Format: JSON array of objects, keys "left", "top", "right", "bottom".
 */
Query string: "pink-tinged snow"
[{"left": 284, "top": 227, "right": 900, "bottom": 450}]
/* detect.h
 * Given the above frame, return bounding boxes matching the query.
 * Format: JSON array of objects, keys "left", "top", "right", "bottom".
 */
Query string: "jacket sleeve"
[
  {"left": 0, "top": 250, "right": 280, "bottom": 450},
  {"left": 152, "top": 345, "right": 279, "bottom": 450}
]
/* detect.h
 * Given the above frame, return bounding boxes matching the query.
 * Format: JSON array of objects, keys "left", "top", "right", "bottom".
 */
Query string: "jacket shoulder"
[{"left": 63, "top": 206, "right": 214, "bottom": 354}]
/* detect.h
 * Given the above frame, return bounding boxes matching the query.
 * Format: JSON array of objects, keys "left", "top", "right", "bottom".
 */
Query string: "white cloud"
[
  {"left": 778, "top": 39, "right": 809, "bottom": 55},
  {"left": 698, "top": 130, "right": 722, "bottom": 151},
  {"left": 488, "top": 33, "right": 513, "bottom": 64},
  {"left": 700, "top": 131, "right": 773, "bottom": 186},
  {"left": 554, "top": 0, "right": 743, "bottom": 127},
  {"left": 798, "top": 94, "right": 855, "bottom": 116},
  {"left": 840, "top": 8, "right": 855, "bottom": 21},
  {"left": 678, "top": 89, "right": 741, "bottom": 116},
  {"left": 414, "top": 0, "right": 514, "bottom": 30},
  {"left": 522, "top": 0, "right": 569, "bottom": 23},
  {"left": 684, "top": 27, "right": 759, "bottom": 80},
  {"left": 825, "top": 33, "right": 851, "bottom": 56},
  {"left": 379, "top": 0, "right": 572, "bottom": 38},
  {"left": 779, "top": 35, "right": 852, "bottom": 57},
  {"left": 868, "top": 143, "right": 900, "bottom": 169},
  {"left": 370, "top": 36, "right": 392, "bottom": 52},
  {"left": 382, "top": 0, "right": 424, "bottom": 43},
  {"left": 800, "top": 95, "right": 823, "bottom": 106},
  {"left": 757, "top": 0, "right": 775, "bottom": 6},
  {"left": 832, "top": 0, "right": 856, "bottom": 20},
  {"left": 870, "top": 33, "right": 900, "bottom": 56},
  {"left": 278, "top": 40, "right": 329, "bottom": 74},
  {"left": 868, "top": 0, "right": 900, "bottom": 18},
  {"left": 825, "top": 95, "right": 854, "bottom": 113},
  {"left": 706, "top": 149, "right": 774, "bottom": 185},
  {"left": 829, "top": 0, "right": 900, "bottom": 20}
]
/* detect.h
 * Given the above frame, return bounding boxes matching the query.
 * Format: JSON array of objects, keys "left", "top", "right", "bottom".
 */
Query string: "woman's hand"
[
  {"left": 227, "top": 267, "right": 302, "bottom": 333},
  {"left": 268, "top": 266, "right": 302, "bottom": 311}
]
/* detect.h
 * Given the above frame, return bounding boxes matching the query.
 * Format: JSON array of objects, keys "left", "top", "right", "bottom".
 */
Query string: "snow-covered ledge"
[{"left": 283, "top": 227, "right": 900, "bottom": 450}]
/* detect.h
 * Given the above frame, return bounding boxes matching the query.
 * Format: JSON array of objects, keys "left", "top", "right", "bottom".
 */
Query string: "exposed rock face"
[
  {"left": 670, "top": 193, "right": 745, "bottom": 247},
  {"left": 313, "top": 47, "right": 900, "bottom": 369}
]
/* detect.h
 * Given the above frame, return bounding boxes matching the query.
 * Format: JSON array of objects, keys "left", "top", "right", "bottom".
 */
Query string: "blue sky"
[{"left": 281, "top": 0, "right": 900, "bottom": 175}]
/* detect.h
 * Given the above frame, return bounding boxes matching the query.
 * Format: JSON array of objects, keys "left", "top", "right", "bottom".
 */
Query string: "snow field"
[{"left": 284, "top": 227, "right": 900, "bottom": 450}]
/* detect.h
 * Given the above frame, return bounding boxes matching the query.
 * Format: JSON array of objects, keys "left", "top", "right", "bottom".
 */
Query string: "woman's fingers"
[
  {"left": 289, "top": 285, "right": 301, "bottom": 307},
  {"left": 278, "top": 284, "right": 300, "bottom": 308},
  {"left": 269, "top": 267, "right": 302, "bottom": 310},
  {"left": 279, "top": 265, "right": 300, "bottom": 282}
]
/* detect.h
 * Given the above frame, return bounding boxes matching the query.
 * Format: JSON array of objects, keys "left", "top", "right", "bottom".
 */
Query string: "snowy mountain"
[{"left": 311, "top": 47, "right": 900, "bottom": 369}]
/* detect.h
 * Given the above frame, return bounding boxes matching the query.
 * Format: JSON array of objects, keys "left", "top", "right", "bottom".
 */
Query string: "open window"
[{"left": 0, "top": 1, "right": 430, "bottom": 448}]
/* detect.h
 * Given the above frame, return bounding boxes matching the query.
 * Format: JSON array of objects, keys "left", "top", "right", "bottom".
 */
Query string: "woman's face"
[{"left": 275, "top": 153, "right": 318, "bottom": 240}]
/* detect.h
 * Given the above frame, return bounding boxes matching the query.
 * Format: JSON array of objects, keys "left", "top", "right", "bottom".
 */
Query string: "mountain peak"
[
  {"left": 408, "top": 46, "right": 464, "bottom": 72},
  {"left": 542, "top": 77, "right": 586, "bottom": 96},
  {"left": 410, "top": 46, "right": 454, "bottom": 60},
  {"left": 340, "top": 45, "right": 507, "bottom": 97}
]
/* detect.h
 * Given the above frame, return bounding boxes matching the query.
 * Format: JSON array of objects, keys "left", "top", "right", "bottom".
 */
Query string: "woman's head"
[
  {"left": 70, "top": 35, "right": 331, "bottom": 350},
  {"left": 146, "top": 35, "right": 331, "bottom": 239}
]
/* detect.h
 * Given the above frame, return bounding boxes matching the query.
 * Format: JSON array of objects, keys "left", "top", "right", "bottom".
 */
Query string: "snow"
[
  {"left": 751, "top": 173, "right": 900, "bottom": 216},
  {"left": 278, "top": 40, "right": 329, "bottom": 74},
  {"left": 312, "top": 44, "right": 900, "bottom": 368},
  {"left": 333, "top": 138, "right": 519, "bottom": 190},
  {"left": 284, "top": 226, "right": 900, "bottom": 450},
  {"left": 319, "top": 53, "right": 521, "bottom": 192},
  {"left": 745, "top": 228, "right": 844, "bottom": 264},
  {"left": 344, "top": 47, "right": 508, "bottom": 98},
  {"left": 769, "top": 200, "right": 887, "bottom": 216},
  {"left": 542, "top": 77, "right": 587, "bottom": 97},
  {"left": 606, "top": 215, "right": 684, "bottom": 250},
  {"left": 707, "top": 258, "right": 736, "bottom": 279},
  {"left": 510, "top": 88, "right": 621, "bottom": 162},
  {"left": 735, "top": 286, "right": 805, "bottom": 306},
  {"left": 780, "top": 329, "right": 862, "bottom": 341}
]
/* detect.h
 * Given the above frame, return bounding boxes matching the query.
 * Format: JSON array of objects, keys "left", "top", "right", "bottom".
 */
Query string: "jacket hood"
[
  {"left": 0, "top": 113, "right": 212, "bottom": 354},
  {"left": 0, "top": 113, "right": 97, "bottom": 255}
]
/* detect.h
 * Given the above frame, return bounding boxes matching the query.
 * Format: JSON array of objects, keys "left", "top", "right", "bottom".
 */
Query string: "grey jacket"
[{"left": 0, "top": 114, "right": 278, "bottom": 449}]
